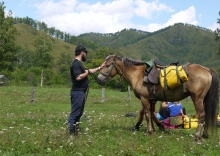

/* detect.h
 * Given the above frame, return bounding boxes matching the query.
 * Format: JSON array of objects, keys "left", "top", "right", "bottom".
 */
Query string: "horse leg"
[
  {"left": 150, "top": 102, "right": 155, "bottom": 131},
  {"left": 133, "top": 107, "right": 144, "bottom": 131},
  {"left": 192, "top": 98, "right": 206, "bottom": 140},
  {"left": 141, "top": 97, "right": 153, "bottom": 134},
  {"left": 150, "top": 101, "right": 165, "bottom": 132}
]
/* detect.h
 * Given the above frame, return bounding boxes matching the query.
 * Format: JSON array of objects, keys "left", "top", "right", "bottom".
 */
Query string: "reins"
[{"left": 88, "top": 70, "right": 105, "bottom": 85}]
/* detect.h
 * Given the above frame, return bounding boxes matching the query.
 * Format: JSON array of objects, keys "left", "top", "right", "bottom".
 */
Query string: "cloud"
[
  {"left": 140, "top": 6, "right": 198, "bottom": 32},
  {"left": 208, "top": 22, "right": 220, "bottom": 31},
  {"left": 167, "top": 6, "right": 197, "bottom": 26},
  {"left": 34, "top": 0, "right": 78, "bottom": 17},
  {"left": 134, "top": 0, "right": 174, "bottom": 19},
  {"left": 32, "top": 0, "right": 197, "bottom": 36}
]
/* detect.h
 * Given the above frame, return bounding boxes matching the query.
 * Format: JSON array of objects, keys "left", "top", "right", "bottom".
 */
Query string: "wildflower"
[
  {"left": 24, "top": 126, "right": 30, "bottom": 130},
  {"left": 47, "top": 148, "right": 51, "bottom": 152}
]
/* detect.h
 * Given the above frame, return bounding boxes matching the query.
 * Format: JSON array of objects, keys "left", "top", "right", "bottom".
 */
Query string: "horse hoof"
[
  {"left": 132, "top": 123, "right": 143, "bottom": 132},
  {"left": 147, "top": 130, "right": 154, "bottom": 135},
  {"left": 194, "top": 136, "right": 201, "bottom": 141},
  {"left": 202, "top": 134, "right": 208, "bottom": 139},
  {"left": 132, "top": 127, "right": 138, "bottom": 132}
]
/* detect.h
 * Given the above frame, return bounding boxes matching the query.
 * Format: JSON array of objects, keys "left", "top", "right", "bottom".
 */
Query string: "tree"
[
  {"left": 34, "top": 33, "right": 53, "bottom": 87},
  {"left": 214, "top": 11, "right": 220, "bottom": 55},
  {"left": 0, "top": 2, "right": 18, "bottom": 71}
]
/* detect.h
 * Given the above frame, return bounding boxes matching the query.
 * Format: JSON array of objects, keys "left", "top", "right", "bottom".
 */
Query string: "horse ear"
[{"left": 116, "top": 52, "right": 121, "bottom": 58}]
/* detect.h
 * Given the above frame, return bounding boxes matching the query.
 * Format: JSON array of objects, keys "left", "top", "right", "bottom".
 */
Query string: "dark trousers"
[{"left": 68, "top": 90, "right": 86, "bottom": 132}]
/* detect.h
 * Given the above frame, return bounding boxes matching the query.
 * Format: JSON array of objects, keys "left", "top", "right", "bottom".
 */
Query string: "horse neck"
[{"left": 122, "top": 64, "right": 145, "bottom": 86}]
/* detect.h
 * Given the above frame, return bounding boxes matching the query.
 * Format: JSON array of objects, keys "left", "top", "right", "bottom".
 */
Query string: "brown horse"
[{"left": 97, "top": 55, "right": 219, "bottom": 140}]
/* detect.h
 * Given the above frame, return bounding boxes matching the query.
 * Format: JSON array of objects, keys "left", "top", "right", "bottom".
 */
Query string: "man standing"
[{"left": 68, "top": 45, "right": 105, "bottom": 136}]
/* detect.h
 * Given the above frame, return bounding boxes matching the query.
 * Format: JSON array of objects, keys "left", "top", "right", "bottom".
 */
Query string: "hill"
[
  {"left": 78, "top": 23, "right": 220, "bottom": 70},
  {"left": 14, "top": 23, "right": 76, "bottom": 62},
  {"left": 14, "top": 23, "right": 220, "bottom": 71}
]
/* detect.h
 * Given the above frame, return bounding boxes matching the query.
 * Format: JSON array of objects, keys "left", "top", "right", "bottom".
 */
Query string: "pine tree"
[
  {"left": 215, "top": 11, "right": 220, "bottom": 55},
  {"left": 0, "top": 2, "right": 18, "bottom": 71}
]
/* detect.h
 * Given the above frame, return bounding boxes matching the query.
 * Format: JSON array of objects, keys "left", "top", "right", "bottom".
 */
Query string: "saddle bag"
[
  {"left": 217, "top": 114, "right": 220, "bottom": 126},
  {"left": 160, "top": 65, "right": 188, "bottom": 89},
  {"left": 183, "top": 115, "right": 198, "bottom": 129}
]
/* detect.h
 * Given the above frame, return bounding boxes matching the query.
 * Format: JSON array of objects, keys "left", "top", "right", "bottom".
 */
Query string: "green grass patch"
[{"left": 0, "top": 86, "right": 219, "bottom": 155}]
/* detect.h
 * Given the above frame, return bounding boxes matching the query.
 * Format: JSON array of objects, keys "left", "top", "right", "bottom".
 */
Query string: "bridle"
[
  {"left": 99, "top": 59, "right": 124, "bottom": 79},
  {"left": 88, "top": 58, "right": 124, "bottom": 86}
]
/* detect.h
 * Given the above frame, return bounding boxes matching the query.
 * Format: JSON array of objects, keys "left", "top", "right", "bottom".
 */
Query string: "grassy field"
[{"left": 0, "top": 86, "right": 220, "bottom": 156}]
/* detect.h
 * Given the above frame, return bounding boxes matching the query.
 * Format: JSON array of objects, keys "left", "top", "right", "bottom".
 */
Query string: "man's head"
[{"left": 75, "top": 45, "right": 88, "bottom": 61}]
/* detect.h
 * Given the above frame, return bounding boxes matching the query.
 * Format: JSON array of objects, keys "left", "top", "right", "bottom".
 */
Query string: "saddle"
[{"left": 144, "top": 60, "right": 179, "bottom": 84}]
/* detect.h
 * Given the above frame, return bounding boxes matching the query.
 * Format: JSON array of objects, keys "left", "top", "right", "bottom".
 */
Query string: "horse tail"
[{"left": 204, "top": 69, "right": 219, "bottom": 134}]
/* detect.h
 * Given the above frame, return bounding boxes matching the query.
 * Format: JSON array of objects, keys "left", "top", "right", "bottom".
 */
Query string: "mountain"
[
  {"left": 14, "top": 23, "right": 220, "bottom": 71},
  {"left": 78, "top": 23, "right": 219, "bottom": 70},
  {"left": 14, "top": 23, "right": 76, "bottom": 62}
]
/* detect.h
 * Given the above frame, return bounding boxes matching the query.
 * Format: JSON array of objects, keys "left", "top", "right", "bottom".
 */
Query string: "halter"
[
  {"left": 89, "top": 57, "right": 124, "bottom": 86},
  {"left": 99, "top": 59, "right": 124, "bottom": 79}
]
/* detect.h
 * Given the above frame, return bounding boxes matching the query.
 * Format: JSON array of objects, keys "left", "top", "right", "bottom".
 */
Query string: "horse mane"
[
  {"left": 105, "top": 55, "right": 122, "bottom": 61},
  {"left": 123, "top": 57, "right": 145, "bottom": 67},
  {"left": 105, "top": 55, "right": 145, "bottom": 68}
]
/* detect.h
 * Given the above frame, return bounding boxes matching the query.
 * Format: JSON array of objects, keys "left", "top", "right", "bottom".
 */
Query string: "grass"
[{"left": 0, "top": 86, "right": 220, "bottom": 156}]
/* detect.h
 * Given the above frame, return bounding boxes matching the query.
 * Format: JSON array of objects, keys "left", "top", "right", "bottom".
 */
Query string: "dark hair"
[{"left": 75, "top": 45, "right": 88, "bottom": 56}]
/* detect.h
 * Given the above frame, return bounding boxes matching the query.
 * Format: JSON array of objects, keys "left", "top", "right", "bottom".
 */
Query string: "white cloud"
[
  {"left": 32, "top": 0, "right": 197, "bottom": 35},
  {"left": 134, "top": 0, "right": 174, "bottom": 19},
  {"left": 208, "top": 22, "right": 220, "bottom": 31},
  {"left": 34, "top": 0, "right": 78, "bottom": 17},
  {"left": 140, "top": 6, "right": 198, "bottom": 32},
  {"left": 166, "top": 6, "right": 197, "bottom": 26}
]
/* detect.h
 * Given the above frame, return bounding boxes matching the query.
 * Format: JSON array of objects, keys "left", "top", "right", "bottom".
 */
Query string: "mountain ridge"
[{"left": 14, "top": 22, "right": 220, "bottom": 71}]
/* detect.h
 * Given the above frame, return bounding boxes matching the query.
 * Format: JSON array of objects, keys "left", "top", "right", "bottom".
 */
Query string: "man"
[
  {"left": 68, "top": 45, "right": 106, "bottom": 136},
  {"left": 168, "top": 101, "right": 184, "bottom": 117}
]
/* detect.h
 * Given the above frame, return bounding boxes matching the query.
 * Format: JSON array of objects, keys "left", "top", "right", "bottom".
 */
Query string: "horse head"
[{"left": 97, "top": 55, "right": 123, "bottom": 84}]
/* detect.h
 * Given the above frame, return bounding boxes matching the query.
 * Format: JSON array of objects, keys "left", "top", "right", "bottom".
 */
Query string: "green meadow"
[{"left": 0, "top": 86, "right": 220, "bottom": 156}]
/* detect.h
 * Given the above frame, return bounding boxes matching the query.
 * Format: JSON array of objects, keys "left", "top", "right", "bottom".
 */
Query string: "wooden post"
[
  {"left": 101, "top": 88, "right": 105, "bottom": 103},
  {"left": 128, "top": 86, "right": 131, "bottom": 100},
  {"left": 31, "top": 86, "right": 35, "bottom": 104}
]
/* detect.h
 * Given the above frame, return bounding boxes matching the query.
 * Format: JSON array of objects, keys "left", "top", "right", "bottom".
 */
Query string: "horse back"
[{"left": 184, "top": 64, "right": 212, "bottom": 94}]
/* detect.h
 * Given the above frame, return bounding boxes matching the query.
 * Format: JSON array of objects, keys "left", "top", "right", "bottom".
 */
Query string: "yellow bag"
[
  {"left": 183, "top": 115, "right": 198, "bottom": 129},
  {"left": 160, "top": 66, "right": 188, "bottom": 89},
  {"left": 217, "top": 114, "right": 220, "bottom": 126}
]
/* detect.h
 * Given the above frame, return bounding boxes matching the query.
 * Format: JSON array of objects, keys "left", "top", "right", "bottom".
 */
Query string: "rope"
[{"left": 88, "top": 70, "right": 105, "bottom": 85}]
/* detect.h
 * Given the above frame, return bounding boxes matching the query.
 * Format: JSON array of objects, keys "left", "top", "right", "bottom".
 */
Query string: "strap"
[
  {"left": 163, "top": 69, "right": 167, "bottom": 89},
  {"left": 176, "top": 66, "right": 181, "bottom": 84},
  {"left": 189, "top": 118, "right": 191, "bottom": 129},
  {"left": 163, "top": 69, "right": 168, "bottom": 101}
]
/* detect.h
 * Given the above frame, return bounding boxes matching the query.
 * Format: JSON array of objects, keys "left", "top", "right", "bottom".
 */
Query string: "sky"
[{"left": 3, "top": 0, "right": 220, "bottom": 36}]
